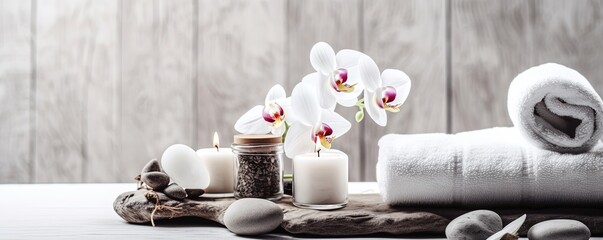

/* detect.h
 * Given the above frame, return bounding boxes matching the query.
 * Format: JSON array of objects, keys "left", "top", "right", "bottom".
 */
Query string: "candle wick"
[
  {"left": 317, "top": 149, "right": 321, "bottom": 157},
  {"left": 215, "top": 145, "right": 219, "bottom": 152}
]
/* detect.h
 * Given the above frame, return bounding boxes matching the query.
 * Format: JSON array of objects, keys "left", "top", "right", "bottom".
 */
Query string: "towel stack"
[{"left": 377, "top": 63, "right": 603, "bottom": 207}]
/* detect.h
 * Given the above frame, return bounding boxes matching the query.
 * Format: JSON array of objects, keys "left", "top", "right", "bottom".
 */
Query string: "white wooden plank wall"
[{"left": 1, "top": 0, "right": 602, "bottom": 182}]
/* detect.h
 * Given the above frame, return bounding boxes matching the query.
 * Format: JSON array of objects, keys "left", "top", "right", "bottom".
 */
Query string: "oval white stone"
[
  {"left": 223, "top": 198, "right": 283, "bottom": 235},
  {"left": 161, "top": 144, "right": 210, "bottom": 189},
  {"left": 528, "top": 219, "right": 590, "bottom": 240}
]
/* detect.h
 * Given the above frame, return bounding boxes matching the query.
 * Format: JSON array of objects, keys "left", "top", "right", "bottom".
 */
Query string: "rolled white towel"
[
  {"left": 377, "top": 127, "right": 603, "bottom": 207},
  {"left": 508, "top": 63, "right": 603, "bottom": 153}
]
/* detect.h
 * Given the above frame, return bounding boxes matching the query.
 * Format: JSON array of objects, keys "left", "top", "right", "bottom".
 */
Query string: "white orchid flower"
[
  {"left": 358, "top": 55, "right": 411, "bottom": 126},
  {"left": 284, "top": 81, "right": 352, "bottom": 158},
  {"left": 235, "top": 84, "right": 295, "bottom": 136},
  {"left": 303, "top": 42, "right": 366, "bottom": 109}
]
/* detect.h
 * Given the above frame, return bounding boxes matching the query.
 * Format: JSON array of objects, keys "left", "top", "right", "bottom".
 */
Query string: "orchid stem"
[{"left": 281, "top": 121, "right": 290, "bottom": 142}]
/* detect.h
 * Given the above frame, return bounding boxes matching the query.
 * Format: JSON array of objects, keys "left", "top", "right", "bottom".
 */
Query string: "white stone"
[
  {"left": 161, "top": 144, "right": 210, "bottom": 189},
  {"left": 223, "top": 198, "right": 283, "bottom": 235},
  {"left": 528, "top": 219, "right": 590, "bottom": 240}
]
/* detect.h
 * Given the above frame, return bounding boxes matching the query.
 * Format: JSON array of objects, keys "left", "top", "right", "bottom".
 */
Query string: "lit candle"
[
  {"left": 196, "top": 132, "right": 235, "bottom": 196},
  {"left": 292, "top": 145, "right": 348, "bottom": 210}
]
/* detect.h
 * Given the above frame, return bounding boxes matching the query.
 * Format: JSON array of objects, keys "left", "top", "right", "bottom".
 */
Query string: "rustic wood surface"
[
  {"left": 450, "top": 0, "right": 532, "bottom": 133},
  {"left": 113, "top": 185, "right": 603, "bottom": 237},
  {"left": 4, "top": 183, "right": 603, "bottom": 239},
  {"left": 35, "top": 0, "right": 120, "bottom": 182},
  {"left": 196, "top": 0, "right": 286, "bottom": 149},
  {"left": 120, "top": 0, "right": 196, "bottom": 182},
  {"left": 362, "top": 0, "right": 447, "bottom": 180},
  {"left": 286, "top": 0, "right": 363, "bottom": 180},
  {"left": 0, "top": 0, "right": 32, "bottom": 183},
  {"left": 3, "top": 0, "right": 603, "bottom": 182},
  {"left": 532, "top": 0, "right": 603, "bottom": 93}
]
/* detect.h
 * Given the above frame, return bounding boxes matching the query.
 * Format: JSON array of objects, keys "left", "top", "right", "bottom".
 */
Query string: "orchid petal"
[
  {"left": 264, "top": 84, "right": 286, "bottom": 105},
  {"left": 318, "top": 74, "right": 337, "bottom": 110},
  {"left": 303, "top": 72, "right": 337, "bottom": 110},
  {"left": 358, "top": 56, "right": 382, "bottom": 92},
  {"left": 336, "top": 95, "right": 359, "bottom": 107},
  {"left": 486, "top": 214, "right": 526, "bottom": 240},
  {"left": 320, "top": 109, "right": 351, "bottom": 139},
  {"left": 381, "top": 69, "right": 411, "bottom": 105},
  {"left": 310, "top": 42, "right": 336, "bottom": 75},
  {"left": 301, "top": 72, "right": 321, "bottom": 85},
  {"left": 271, "top": 123, "right": 286, "bottom": 136},
  {"left": 336, "top": 49, "right": 366, "bottom": 68},
  {"left": 284, "top": 123, "right": 314, "bottom": 158},
  {"left": 364, "top": 91, "right": 387, "bottom": 126},
  {"left": 234, "top": 105, "right": 272, "bottom": 134},
  {"left": 277, "top": 97, "right": 297, "bottom": 124},
  {"left": 291, "top": 82, "right": 321, "bottom": 126},
  {"left": 344, "top": 66, "right": 362, "bottom": 85}
]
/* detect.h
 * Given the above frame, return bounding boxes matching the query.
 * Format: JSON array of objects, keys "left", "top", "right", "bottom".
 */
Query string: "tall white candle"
[
  {"left": 196, "top": 132, "right": 234, "bottom": 194},
  {"left": 293, "top": 150, "right": 348, "bottom": 205}
]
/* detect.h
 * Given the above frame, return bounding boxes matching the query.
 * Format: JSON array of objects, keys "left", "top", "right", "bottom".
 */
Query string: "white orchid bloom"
[
  {"left": 284, "top": 81, "right": 352, "bottom": 158},
  {"left": 235, "top": 84, "right": 295, "bottom": 136},
  {"left": 303, "top": 42, "right": 366, "bottom": 109},
  {"left": 358, "top": 55, "right": 411, "bottom": 126}
]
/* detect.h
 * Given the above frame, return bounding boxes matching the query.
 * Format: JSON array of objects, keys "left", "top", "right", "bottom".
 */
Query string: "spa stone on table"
[
  {"left": 185, "top": 189, "right": 205, "bottom": 198},
  {"left": 141, "top": 159, "right": 162, "bottom": 173},
  {"left": 141, "top": 172, "right": 170, "bottom": 190},
  {"left": 445, "top": 210, "right": 503, "bottom": 240},
  {"left": 223, "top": 198, "right": 283, "bottom": 235},
  {"left": 163, "top": 183, "right": 186, "bottom": 200},
  {"left": 527, "top": 219, "right": 590, "bottom": 240}
]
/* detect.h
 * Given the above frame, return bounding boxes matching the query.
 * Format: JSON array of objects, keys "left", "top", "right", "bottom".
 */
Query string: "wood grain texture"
[
  {"left": 119, "top": 0, "right": 195, "bottom": 182},
  {"left": 36, "top": 0, "right": 119, "bottom": 182},
  {"left": 363, "top": 0, "right": 447, "bottom": 180},
  {"left": 82, "top": 1, "right": 119, "bottom": 183},
  {"left": 533, "top": 0, "right": 603, "bottom": 92},
  {"left": 286, "top": 0, "right": 362, "bottom": 180},
  {"left": 0, "top": 183, "right": 386, "bottom": 239},
  {"left": 450, "top": 0, "right": 533, "bottom": 133},
  {"left": 196, "top": 0, "right": 286, "bottom": 147},
  {"left": 0, "top": 0, "right": 32, "bottom": 183}
]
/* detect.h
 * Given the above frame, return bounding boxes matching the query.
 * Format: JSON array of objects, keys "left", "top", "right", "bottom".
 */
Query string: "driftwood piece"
[{"left": 114, "top": 190, "right": 603, "bottom": 236}]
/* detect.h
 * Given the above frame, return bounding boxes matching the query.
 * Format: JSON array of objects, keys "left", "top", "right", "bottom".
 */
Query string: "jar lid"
[{"left": 233, "top": 134, "right": 282, "bottom": 144}]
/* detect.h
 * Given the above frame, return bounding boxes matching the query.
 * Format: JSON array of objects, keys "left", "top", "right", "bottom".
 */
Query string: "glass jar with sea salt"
[{"left": 232, "top": 134, "right": 283, "bottom": 201}]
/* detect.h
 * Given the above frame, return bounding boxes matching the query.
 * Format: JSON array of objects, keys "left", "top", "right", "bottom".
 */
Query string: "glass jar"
[{"left": 232, "top": 134, "right": 283, "bottom": 201}]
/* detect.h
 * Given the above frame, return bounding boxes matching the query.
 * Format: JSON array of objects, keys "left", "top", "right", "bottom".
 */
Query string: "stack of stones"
[
  {"left": 138, "top": 159, "right": 202, "bottom": 200},
  {"left": 446, "top": 210, "right": 591, "bottom": 240}
]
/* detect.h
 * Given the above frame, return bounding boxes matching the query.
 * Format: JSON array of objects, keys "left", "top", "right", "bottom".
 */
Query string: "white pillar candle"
[
  {"left": 196, "top": 148, "right": 234, "bottom": 193},
  {"left": 196, "top": 132, "right": 234, "bottom": 194},
  {"left": 293, "top": 150, "right": 348, "bottom": 205}
]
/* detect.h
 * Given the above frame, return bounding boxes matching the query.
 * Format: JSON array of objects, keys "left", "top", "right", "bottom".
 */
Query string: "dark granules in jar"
[{"left": 235, "top": 153, "right": 282, "bottom": 198}]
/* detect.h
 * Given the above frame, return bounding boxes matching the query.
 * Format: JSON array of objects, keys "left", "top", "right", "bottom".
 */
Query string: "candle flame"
[{"left": 213, "top": 132, "right": 219, "bottom": 150}]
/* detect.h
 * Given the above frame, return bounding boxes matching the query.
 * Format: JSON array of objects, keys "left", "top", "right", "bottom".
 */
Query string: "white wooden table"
[{"left": 0, "top": 183, "right": 543, "bottom": 240}]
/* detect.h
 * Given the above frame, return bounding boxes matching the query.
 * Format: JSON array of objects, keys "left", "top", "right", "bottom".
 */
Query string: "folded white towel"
[
  {"left": 508, "top": 63, "right": 603, "bottom": 153},
  {"left": 377, "top": 127, "right": 603, "bottom": 207}
]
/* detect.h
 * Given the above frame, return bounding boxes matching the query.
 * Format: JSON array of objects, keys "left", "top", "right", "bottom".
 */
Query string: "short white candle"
[
  {"left": 293, "top": 150, "right": 348, "bottom": 204},
  {"left": 196, "top": 132, "right": 234, "bottom": 194}
]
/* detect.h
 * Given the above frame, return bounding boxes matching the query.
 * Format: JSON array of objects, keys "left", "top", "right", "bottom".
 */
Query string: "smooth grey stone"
[
  {"left": 223, "top": 198, "right": 283, "bottom": 235},
  {"left": 528, "top": 219, "right": 590, "bottom": 240},
  {"left": 141, "top": 159, "right": 161, "bottom": 173},
  {"left": 163, "top": 183, "right": 186, "bottom": 200},
  {"left": 185, "top": 188, "right": 205, "bottom": 198},
  {"left": 446, "top": 210, "right": 503, "bottom": 240},
  {"left": 141, "top": 172, "right": 170, "bottom": 190}
]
